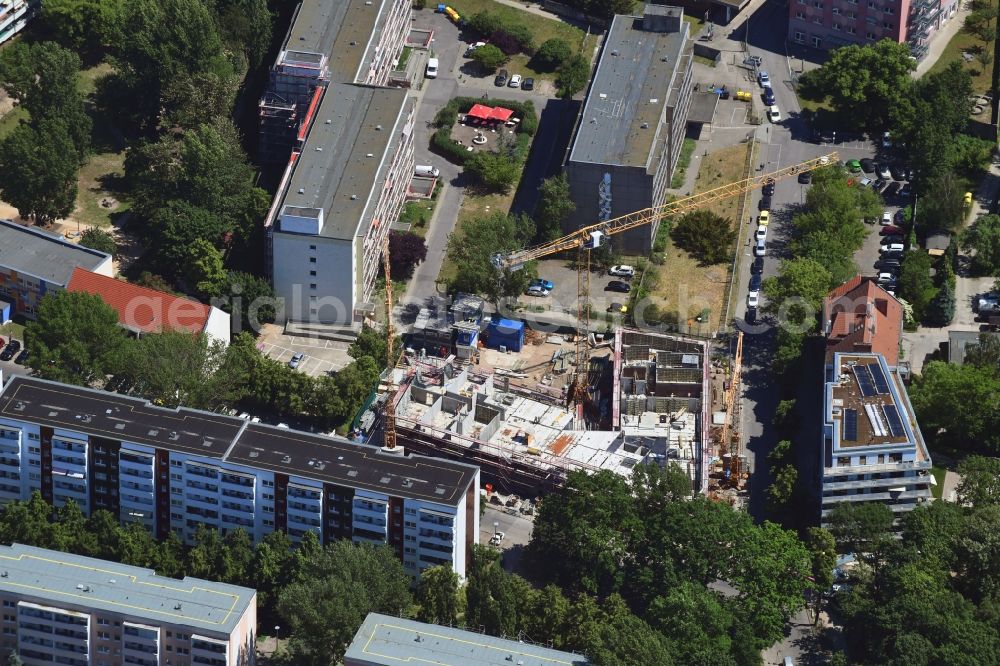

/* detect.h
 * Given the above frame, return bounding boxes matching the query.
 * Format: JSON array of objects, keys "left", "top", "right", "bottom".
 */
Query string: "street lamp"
[{"left": 274, "top": 625, "right": 280, "bottom": 642}]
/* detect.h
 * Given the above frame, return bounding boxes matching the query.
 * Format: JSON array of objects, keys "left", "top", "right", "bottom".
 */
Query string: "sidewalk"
[{"left": 915, "top": 3, "right": 971, "bottom": 78}]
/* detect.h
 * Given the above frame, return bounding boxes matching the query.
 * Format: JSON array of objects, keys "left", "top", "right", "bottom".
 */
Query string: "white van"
[
  {"left": 415, "top": 164, "right": 440, "bottom": 178},
  {"left": 425, "top": 57, "right": 439, "bottom": 78},
  {"left": 880, "top": 242, "right": 904, "bottom": 253}
]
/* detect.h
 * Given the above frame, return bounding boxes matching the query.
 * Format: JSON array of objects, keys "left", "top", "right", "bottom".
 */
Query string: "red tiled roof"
[
  {"left": 822, "top": 275, "right": 902, "bottom": 365},
  {"left": 66, "top": 268, "right": 210, "bottom": 335}
]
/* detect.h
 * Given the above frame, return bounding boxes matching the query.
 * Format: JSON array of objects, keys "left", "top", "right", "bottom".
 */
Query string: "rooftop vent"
[
  {"left": 350, "top": 194, "right": 358, "bottom": 200},
  {"left": 175, "top": 603, "right": 182, "bottom": 610},
  {"left": 641, "top": 122, "right": 649, "bottom": 128},
  {"left": 148, "top": 429, "right": 159, "bottom": 437},
  {"left": 281, "top": 455, "right": 292, "bottom": 464},
  {"left": 366, "top": 153, "right": 374, "bottom": 158},
  {"left": 315, "top": 147, "right": 323, "bottom": 151},
  {"left": 109, "top": 579, "right": 116, "bottom": 584},
  {"left": 115, "top": 423, "right": 126, "bottom": 430},
  {"left": 380, "top": 476, "right": 391, "bottom": 484},
  {"left": 611, "top": 50, "right": 619, "bottom": 56},
  {"left": 325, "top": 119, "right": 332, "bottom": 124},
  {"left": 169, "top": 431, "right": 179, "bottom": 441},
  {"left": 202, "top": 439, "right": 213, "bottom": 448},
  {"left": 13, "top": 402, "right": 25, "bottom": 411},
  {"left": 348, "top": 470, "right": 359, "bottom": 477},
  {"left": 649, "top": 98, "right": 659, "bottom": 104},
  {"left": 249, "top": 450, "right": 260, "bottom": 458},
  {"left": 350, "top": 41, "right": 358, "bottom": 46},
  {"left": 298, "top": 188, "right": 305, "bottom": 194},
  {"left": 435, "top": 486, "right": 446, "bottom": 495},
  {"left": 1, "top": 571, "right": 7, "bottom": 578},
  {"left": 375, "top": 124, "right": 383, "bottom": 131}
]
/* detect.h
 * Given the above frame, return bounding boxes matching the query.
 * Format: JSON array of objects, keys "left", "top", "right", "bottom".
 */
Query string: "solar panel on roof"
[
  {"left": 882, "top": 404, "right": 905, "bottom": 437},
  {"left": 870, "top": 363, "right": 890, "bottom": 394},
  {"left": 855, "top": 365, "right": 877, "bottom": 397},
  {"left": 843, "top": 409, "right": 858, "bottom": 441}
]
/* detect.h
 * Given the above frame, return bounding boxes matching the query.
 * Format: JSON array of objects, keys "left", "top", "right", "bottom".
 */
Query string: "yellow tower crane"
[{"left": 491, "top": 152, "right": 837, "bottom": 400}]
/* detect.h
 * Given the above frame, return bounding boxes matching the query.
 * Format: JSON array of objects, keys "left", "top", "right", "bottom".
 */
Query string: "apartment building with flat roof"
[
  {"left": 787, "top": 0, "right": 958, "bottom": 61},
  {"left": 344, "top": 613, "right": 590, "bottom": 666},
  {"left": 0, "top": 376, "right": 480, "bottom": 579},
  {"left": 0, "top": 220, "right": 113, "bottom": 319},
  {"left": 268, "top": 84, "right": 414, "bottom": 325},
  {"left": 821, "top": 352, "right": 933, "bottom": 525},
  {"left": 0, "top": 543, "right": 255, "bottom": 666},
  {"left": 565, "top": 5, "right": 693, "bottom": 254}
]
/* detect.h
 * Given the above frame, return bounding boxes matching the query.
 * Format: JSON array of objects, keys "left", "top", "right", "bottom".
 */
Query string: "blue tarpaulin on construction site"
[{"left": 486, "top": 318, "right": 524, "bottom": 352}]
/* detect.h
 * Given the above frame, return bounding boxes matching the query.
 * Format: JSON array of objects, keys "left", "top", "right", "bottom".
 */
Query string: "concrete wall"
[
  {"left": 272, "top": 232, "right": 355, "bottom": 324},
  {"left": 565, "top": 162, "right": 657, "bottom": 254}
]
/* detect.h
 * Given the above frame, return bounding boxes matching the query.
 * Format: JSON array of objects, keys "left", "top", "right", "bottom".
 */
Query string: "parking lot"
[
  {"left": 524, "top": 259, "right": 635, "bottom": 317},
  {"left": 480, "top": 504, "right": 534, "bottom": 574},
  {"left": 256, "top": 324, "right": 354, "bottom": 377}
]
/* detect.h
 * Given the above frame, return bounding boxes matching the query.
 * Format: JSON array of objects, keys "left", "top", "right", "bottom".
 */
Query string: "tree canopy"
[
  {"left": 671, "top": 210, "right": 736, "bottom": 265},
  {"left": 909, "top": 360, "right": 1000, "bottom": 455},
  {"left": 962, "top": 214, "right": 1000, "bottom": 275},
  {"left": 446, "top": 211, "right": 537, "bottom": 305}
]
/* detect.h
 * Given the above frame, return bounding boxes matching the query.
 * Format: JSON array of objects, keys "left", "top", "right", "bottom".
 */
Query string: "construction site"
[{"left": 384, "top": 325, "right": 747, "bottom": 504}]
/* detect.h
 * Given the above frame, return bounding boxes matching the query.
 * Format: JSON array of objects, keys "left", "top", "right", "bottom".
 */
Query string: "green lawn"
[
  {"left": 927, "top": 23, "right": 995, "bottom": 92},
  {"left": 930, "top": 466, "right": 947, "bottom": 500},
  {"left": 451, "top": 0, "right": 596, "bottom": 81},
  {"left": 0, "top": 321, "right": 25, "bottom": 343},
  {"left": 0, "top": 105, "right": 27, "bottom": 140}
]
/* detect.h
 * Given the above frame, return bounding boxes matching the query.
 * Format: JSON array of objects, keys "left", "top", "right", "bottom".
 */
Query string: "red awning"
[
  {"left": 489, "top": 106, "right": 514, "bottom": 122},
  {"left": 467, "top": 104, "right": 493, "bottom": 120}
]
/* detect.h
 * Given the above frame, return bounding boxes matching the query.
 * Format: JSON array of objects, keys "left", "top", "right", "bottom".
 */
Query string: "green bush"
[
  {"left": 557, "top": 54, "right": 591, "bottom": 99},
  {"left": 532, "top": 38, "right": 573, "bottom": 71},
  {"left": 431, "top": 128, "right": 471, "bottom": 165}
]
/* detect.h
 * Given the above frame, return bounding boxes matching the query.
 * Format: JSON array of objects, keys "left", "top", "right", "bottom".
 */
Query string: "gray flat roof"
[
  {"left": 568, "top": 13, "right": 689, "bottom": 168},
  {"left": 0, "top": 376, "right": 477, "bottom": 506},
  {"left": 0, "top": 220, "right": 110, "bottom": 286},
  {"left": 344, "top": 613, "right": 590, "bottom": 666},
  {"left": 0, "top": 543, "right": 254, "bottom": 636},
  {"left": 277, "top": 83, "right": 408, "bottom": 240},
  {"left": 280, "top": 0, "right": 386, "bottom": 82}
]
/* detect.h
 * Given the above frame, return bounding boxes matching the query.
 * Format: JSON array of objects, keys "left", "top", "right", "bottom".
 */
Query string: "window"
[
  {"left": 309, "top": 270, "right": 316, "bottom": 277},
  {"left": 263, "top": 480, "right": 274, "bottom": 488},
  {"left": 27, "top": 433, "right": 39, "bottom": 441},
  {"left": 309, "top": 257, "right": 317, "bottom": 263},
  {"left": 812, "top": 0, "right": 822, "bottom": 6},
  {"left": 28, "top": 446, "right": 39, "bottom": 455},
  {"left": 884, "top": 5, "right": 893, "bottom": 13},
  {"left": 847, "top": 25, "right": 856, "bottom": 32},
  {"left": 883, "top": 21, "right": 891, "bottom": 28},
  {"left": 98, "top": 617, "right": 109, "bottom": 626},
  {"left": 794, "top": 30, "right": 805, "bottom": 42},
  {"left": 796, "top": 11, "right": 805, "bottom": 18},
  {"left": 866, "top": 15, "right": 876, "bottom": 23},
  {"left": 866, "top": 31, "right": 876, "bottom": 38},
  {"left": 811, "top": 33, "right": 821, "bottom": 44},
  {"left": 846, "top": 11, "right": 855, "bottom": 18},
  {"left": 832, "top": 6, "right": 839, "bottom": 13},
  {"left": 813, "top": 16, "right": 823, "bottom": 23},
  {"left": 309, "top": 245, "right": 316, "bottom": 251},
  {"left": 833, "top": 22, "right": 841, "bottom": 29},
  {"left": 310, "top": 284, "right": 317, "bottom": 290}
]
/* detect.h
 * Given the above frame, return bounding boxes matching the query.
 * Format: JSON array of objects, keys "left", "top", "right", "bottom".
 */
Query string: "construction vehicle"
[{"left": 490, "top": 152, "right": 838, "bottom": 401}]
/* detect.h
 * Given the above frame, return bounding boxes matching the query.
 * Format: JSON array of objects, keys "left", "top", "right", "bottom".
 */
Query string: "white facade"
[
  {"left": 821, "top": 352, "right": 933, "bottom": 525},
  {"left": 0, "top": 0, "right": 39, "bottom": 46},
  {"left": 271, "top": 233, "right": 355, "bottom": 325}
]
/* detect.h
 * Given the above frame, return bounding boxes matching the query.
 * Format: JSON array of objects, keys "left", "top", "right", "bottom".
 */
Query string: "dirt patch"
[{"left": 650, "top": 142, "right": 752, "bottom": 327}]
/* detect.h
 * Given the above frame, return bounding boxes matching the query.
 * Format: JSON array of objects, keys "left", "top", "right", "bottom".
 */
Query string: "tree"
[
  {"left": 805, "top": 527, "right": 837, "bottom": 623},
  {"left": 670, "top": 210, "right": 736, "bottom": 265},
  {"left": 220, "top": 270, "right": 277, "bottom": 331},
  {"left": 534, "top": 173, "right": 575, "bottom": 242},
  {"left": 277, "top": 541, "right": 411, "bottom": 665},
  {"left": 471, "top": 44, "right": 507, "bottom": 71},
  {"left": 25, "top": 291, "right": 129, "bottom": 385},
  {"left": 184, "top": 239, "right": 228, "bottom": 298},
  {"left": 925, "top": 278, "right": 955, "bottom": 326},
  {"left": 897, "top": 250, "right": 936, "bottom": 322},
  {"left": 388, "top": 231, "right": 427, "bottom": 280},
  {"left": 766, "top": 464, "right": 798, "bottom": 514},
  {"left": 348, "top": 326, "right": 390, "bottom": 369},
  {"left": 445, "top": 211, "right": 536, "bottom": 305},
  {"left": 826, "top": 502, "right": 895, "bottom": 570},
  {"left": 79, "top": 228, "right": 118, "bottom": 258},
  {"left": 251, "top": 530, "right": 295, "bottom": 619},
  {"left": 963, "top": 332, "right": 1000, "bottom": 372},
  {"left": 0, "top": 119, "right": 79, "bottom": 225},
  {"left": 957, "top": 455, "right": 1000, "bottom": 507},
  {"left": 909, "top": 361, "right": 1000, "bottom": 455},
  {"left": 918, "top": 173, "right": 967, "bottom": 231},
  {"left": 557, "top": 54, "right": 590, "bottom": 99},
  {"left": 208, "top": 0, "right": 273, "bottom": 70},
  {"left": 962, "top": 213, "right": 1000, "bottom": 275},
  {"left": 415, "top": 564, "right": 460, "bottom": 625},
  {"left": 798, "top": 40, "right": 914, "bottom": 135},
  {"left": 954, "top": 505, "right": 1000, "bottom": 602},
  {"left": 762, "top": 258, "right": 832, "bottom": 330},
  {"left": 464, "top": 150, "right": 521, "bottom": 193},
  {"left": 533, "top": 38, "right": 573, "bottom": 71},
  {"left": 40, "top": 0, "right": 123, "bottom": 51},
  {"left": 112, "top": 0, "right": 237, "bottom": 129}
]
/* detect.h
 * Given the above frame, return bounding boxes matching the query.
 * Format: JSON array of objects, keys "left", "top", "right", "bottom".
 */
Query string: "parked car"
[
  {"left": 744, "top": 55, "right": 763, "bottom": 67},
  {"left": 798, "top": 170, "right": 813, "bottom": 184},
  {"left": 751, "top": 256, "right": 764, "bottom": 274},
  {"left": 609, "top": 265, "right": 636, "bottom": 277},
  {"left": 872, "top": 178, "right": 887, "bottom": 191},
  {"left": 882, "top": 131, "right": 892, "bottom": 149},
  {"left": 762, "top": 178, "right": 775, "bottom": 196},
  {"left": 747, "top": 292, "right": 760, "bottom": 308},
  {"left": 889, "top": 164, "right": 907, "bottom": 181},
  {"left": 415, "top": 164, "right": 440, "bottom": 177},
  {"left": 757, "top": 70, "right": 770, "bottom": 86},
  {"left": 754, "top": 239, "right": 766, "bottom": 256},
  {"left": 880, "top": 225, "right": 904, "bottom": 235},
  {"left": 767, "top": 105, "right": 781, "bottom": 122},
  {"left": 13, "top": 349, "right": 27, "bottom": 365},
  {"left": 877, "top": 271, "right": 898, "bottom": 283},
  {"left": 0, "top": 340, "right": 19, "bottom": 362},
  {"left": 899, "top": 183, "right": 912, "bottom": 198},
  {"left": 881, "top": 211, "right": 893, "bottom": 225},
  {"left": 532, "top": 278, "right": 555, "bottom": 291},
  {"left": 749, "top": 274, "right": 762, "bottom": 292},
  {"left": 883, "top": 182, "right": 901, "bottom": 198},
  {"left": 881, "top": 242, "right": 905, "bottom": 253},
  {"left": 508, "top": 74, "right": 522, "bottom": 88},
  {"left": 763, "top": 86, "right": 775, "bottom": 106},
  {"left": 606, "top": 280, "right": 631, "bottom": 293},
  {"left": 526, "top": 285, "right": 550, "bottom": 297},
  {"left": 521, "top": 77, "right": 534, "bottom": 91},
  {"left": 755, "top": 225, "right": 768, "bottom": 242},
  {"left": 860, "top": 158, "right": 876, "bottom": 173},
  {"left": 877, "top": 164, "right": 892, "bottom": 179},
  {"left": 759, "top": 195, "right": 772, "bottom": 211},
  {"left": 425, "top": 57, "right": 439, "bottom": 78},
  {"left": 494, "top": 69, "right": 508, "bottom": 86},
  {"left": 288, "top": 353, "right": 304, "bottom": 369},
  {"left": 846, "top": 159, "right": 862, "bottom": 173},
  {"left": 758, "top": 210, "right": 770, "bottom": 226},
  {"left": 858, "top": 177, "right": 873, "bottom": 188},
  {"left": 607, "top": 302, "right": 627, "bottom": 314},
  {"left": 465, "top": 41, "right": 486, "bottom": 56},
  {"left": 877, "top": 258, "right": 901, "bottom": 270}
]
